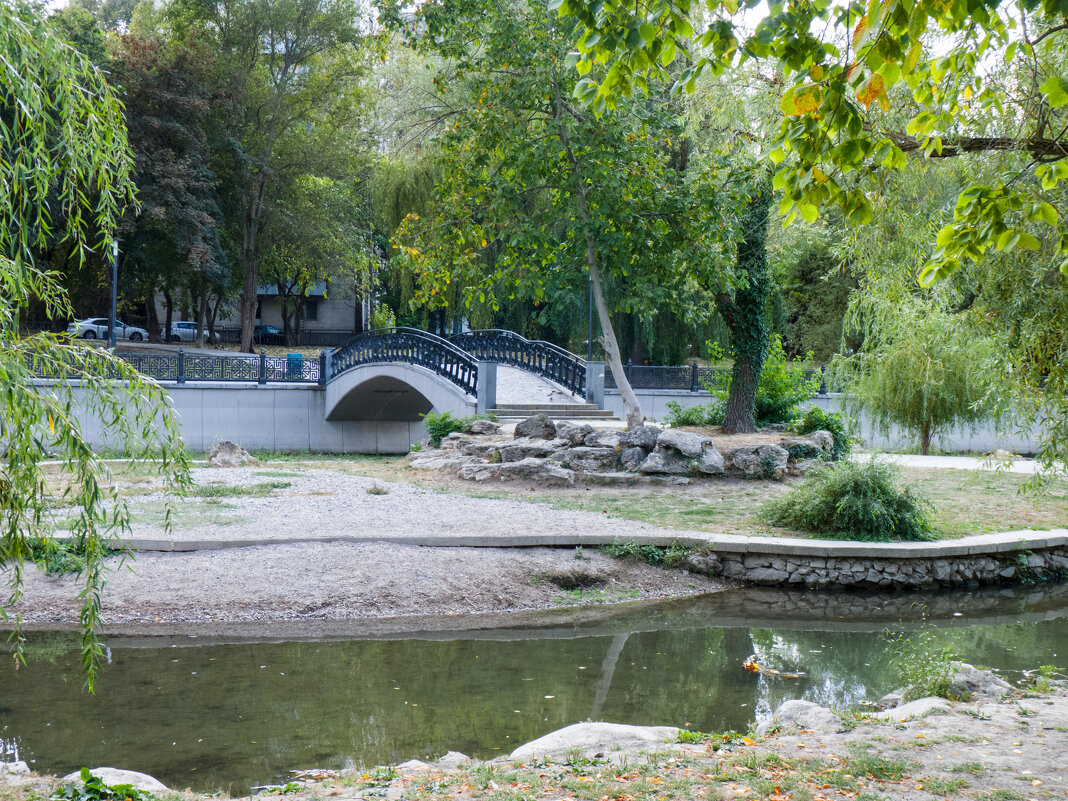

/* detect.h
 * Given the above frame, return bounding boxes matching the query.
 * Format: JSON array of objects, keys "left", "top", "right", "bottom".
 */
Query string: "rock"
[
  {"left": 439, "top": 432, "right": 474, "bottom": 450},
  {"left": 0, "top": 762, "right": 29, "bottom": 776},
  {"left": 509, "top": 722, "right": 678, "bottom": 761},
  {"left": 620, "top": 446, "right": 646, "bottom": 472},
  {"left": 994, "top": 448, "right": 1016, "bottom": 460},
  {"left": 409, "top": 454, "right": 478, "bottom": 472},
  {"left": 695, "top": 444, "right": 725, "bottom": 475},
  {"left": 683, "top": 553, "right": 721, "bottom": 575},
  {"left": 208, "top": 440, "right": 256, "bottom": 467},
  {"left": 395, "top": 760, "right": 430, "bottom": 772},
  {"left": 946, "top": 662, "right": 1013, "bottom": 701},
  {"left": 554, "top": 421, "right": 594, "bottom": 446},
  {"left": 498, "top": 437, "right": 570, "bottom": 462},
  {"left": 747, "top": 567, "right": 789, "bottom": 585},
  {"left": 459, "top": 463, "right": 502, "bottom": 482},
  {"left": 649, "top": 475, "right": 691, "bottom": 486},
  {"left": 514, "top": 413, "right": 556, "bottom": 440},
  {"left": 59, "top": 769, "right": 169, "bottom": 795},
  {"left": 461, "top": 440, "right": 506, "bottom": 458},
  {"left": 874, "top": 697, "right": 952, "bottom": 721},
  {"left": 756, "top": 700, "right": 839, "bottom": 735},
  {"left": 657, "top": 429, "right": 708, "bottom": 458},
  {"left": 876, "top": 689, "right": 905, "bottom": 708},
  {"left": 584, "top": 472, "right": 643, "bottom": 486},
  {"left": 729, "top": 445, "right": 789, "bottom": 480},
  {"left": 584, "top": 429, "right": 624, "bottom": 448},
  {"left": 497, "top": 458, "right": 575, "bottom": 486},
  {"left": 783, "top": 439, "right": 822, "bottom": 461},
  {"left": 622, "top": 425, "right": 661, "bottom": 451},
  {"left": 435, "top": 752, "right": 471, "bottom": 769},
  {"left": 809, "top": 430, "right": 834, "bottom": 454},
  {"left": 466, "top": 419, "right": 501, "bottom": 435},
  {"left": 640, "top": 446, "right": 692, "bottom": 475},
  {"left": 550, "top": 446, "right": 620, "bottom": 472}
]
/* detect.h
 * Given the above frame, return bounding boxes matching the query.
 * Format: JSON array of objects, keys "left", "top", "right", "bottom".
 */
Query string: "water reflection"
[{"left": 1, "top": 582, "right": 1066, "bottom": 793}]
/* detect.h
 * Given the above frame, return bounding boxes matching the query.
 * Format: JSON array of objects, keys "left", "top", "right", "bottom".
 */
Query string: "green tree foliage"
[
  {"left": 0, "top": 1, "right": 190, "bottom": 686},
  {"left": 835, "top": 301, "right": 1003, "bottom": 454},
  {"left": 171, "top": 0, "right": 373, "bottom": 351},
  {"left": 382, "top": 0, "right": 736, "bottom": 428}
]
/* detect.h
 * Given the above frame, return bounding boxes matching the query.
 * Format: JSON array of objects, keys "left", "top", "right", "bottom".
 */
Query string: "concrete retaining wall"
[{"left": 605, "top": 389, "right": 1042, "bottom": 455}]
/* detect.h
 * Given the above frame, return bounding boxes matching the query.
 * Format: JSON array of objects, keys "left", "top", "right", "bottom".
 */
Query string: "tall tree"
[
  {"left": 1, "top": 1, "right": 189, "bottom": 686},
  {"left": 171, "top": 0, "right": 371, "bottom": 351},
  {"left": 383, "top": 0, "right": 734, "bottom": 427}
]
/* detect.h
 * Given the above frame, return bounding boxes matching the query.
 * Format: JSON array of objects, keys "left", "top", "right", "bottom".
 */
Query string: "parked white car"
[
  {"left": 67, "top": 317, "right": 149, "bottom": 341},
  {"left": 161, "top": 321, "right": 216, "bottom": 343}
]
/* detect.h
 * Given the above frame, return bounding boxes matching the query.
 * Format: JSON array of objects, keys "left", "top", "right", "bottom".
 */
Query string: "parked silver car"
[
  {"left": 67, "top": 317, "right": 149, "bottom": 341},
  {"left": 161, "top": 321, "right": 217, "bottom": 343}
]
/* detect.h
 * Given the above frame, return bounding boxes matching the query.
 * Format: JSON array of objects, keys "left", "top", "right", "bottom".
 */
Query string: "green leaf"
[
  {"left": 1040, "top": 76, "right": 1068, "bottom": 108},
  {"left": 1018, "top": 232, "right": 1041, "bottom": 250}
]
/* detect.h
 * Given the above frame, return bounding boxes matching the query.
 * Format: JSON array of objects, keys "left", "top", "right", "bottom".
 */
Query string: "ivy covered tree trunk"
[{"left": 717, "top": 183, "right": 772, "bottom": 434}]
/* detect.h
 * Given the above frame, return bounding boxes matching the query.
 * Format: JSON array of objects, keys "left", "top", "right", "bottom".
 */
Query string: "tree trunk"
[
  {"left": 550, "top": 70, "right": 643, "bottom": 428},
  {"left": 239, "top": 251, "right": 258, "bottom": 353},
  {"left": 145, "top": 296, "right": 160, "bottom": 344},
  {"left": 163, "top": 289, "right": 174, "bottom": 344},
  {"left": 718, "top": 182, "right": 773, "bottom": 434},
  {"left": 921, "top": 422, "right": 932, "bottom": 455},
  {"left": 294, "top": 298, "right": 304, "bottom": 346},
  {"left": 207, "top": 295, "right": 221, "bottom": 345},
  {"left": 195, "top": 285, "right": 208, "bottom": 348}
]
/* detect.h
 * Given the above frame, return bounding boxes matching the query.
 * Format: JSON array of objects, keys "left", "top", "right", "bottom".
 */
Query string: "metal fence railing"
[
  {"left": 605, "top": 362, "right": 827, "bottom": 393},
  {"left": 34, "top": 349, "right": 325, "bottom": 385}
]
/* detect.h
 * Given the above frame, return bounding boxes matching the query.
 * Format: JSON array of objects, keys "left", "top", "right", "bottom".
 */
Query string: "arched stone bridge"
[{"left": 323, "top": 328, "right": 596, "bottom": 422}]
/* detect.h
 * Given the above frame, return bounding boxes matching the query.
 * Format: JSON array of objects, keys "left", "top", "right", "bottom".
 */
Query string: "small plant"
[
  {"left": 762, "top": 458, "right": 933, "bottom": 542},
  {"left": 420, "top": 411, "right": 497, "bottom": 447},
  {"left": 27, "top": 538, "right": 121, "bottom": 577},
  {"left": 665, "top": 400, "right": 724, "bottom": 428},
  {"left": 884, "top": 624, "right": 958, "bottom": 702},
  {"left": 840, "top": 753, "right": 910, "bottom": 781},
  {"left": 366, "top": 485, "right": 390, "bottom": 495},
  {"left": 792, "top": 406, "right": 853, "bottom": 460},
  {"left": 53, "top": 769, "right": 156, "bottom": 801},
  {"left": 676, "top": 729, "right": 749, "bottom": 750},
  {"left": 600, "top": 538, "right": 697, "bottom": 567},
  {"left": 920, "top": 777, "right": 969, "bottom": 795}
]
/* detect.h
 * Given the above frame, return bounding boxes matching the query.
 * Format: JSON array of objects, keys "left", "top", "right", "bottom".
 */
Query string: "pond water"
[{"left": 2, "top": 582, "right": 1067, "bottom": 793}]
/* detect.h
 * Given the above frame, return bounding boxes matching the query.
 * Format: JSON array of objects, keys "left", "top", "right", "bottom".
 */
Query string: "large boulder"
[
  {"left": 783, "top": 438, "right": 822, "bottom": 462},
  {"left": 728, "top": 444, "right": 789, "bottom": 480},
  {"left": 462, "top": 440, "right": 506, "bottom": 458},
  {"left": 514, "top": 413, "right": 556, "bottom": 440},
  {"left": 497, "top": 458, "right": 575, "bottom": 486},
  {"left": 620, "top": 446, "right": 647, "bottom": 473},
  {"left": 640, "top": 446, "right": 691, "bottom": 475},
  {"left": 946, "top": 662, "right": 1013, "bottom": 701},
  {"left": 809, "top": 430, "right": 835, "bottom": 454},
  {"left": 59, "top": 769, "right": 169, "bottom": 795},
  {"left": 409, "top": 454, "right": 479, "bottom": 472},
  {"left": 510, "top": 722, "right": 678, "bottom": 761},
  {"left": 622, "top": 425, "right": 661, "bottom": 451},
  {"left": 584, "top": 429, "right": 624, "bottom": 448},
  {"left": 656, "top": 429, "right": 707, "bottom": 458},
  {"left": 554, "top": 421, "right": 594, "bottom": 446},
  {"left": 439, "top": 432, "right": 474, "bottom": 451},
  {"left": 756, "top": 700, "right": 839, "bottom": 736},
  {"left": 694, "top": 443, "right": 725, "bottom": 475},
  {"left": 0, "top": 762, "right": 29, "bottom": 776},
  {"left": 498, "top": 437, "right": 570, "bottom": 462},
  {"left": 875, "top": 697, "right": 952, "bottom": 721},
  {"left": 208, "top": 440, "right": 256, "bottom": 467},
  {"left": 550, "top": 446, "right": 620, "bottom": 472},
  {"left": 467, "top": 419, "right": 502, "bottom": 435}
]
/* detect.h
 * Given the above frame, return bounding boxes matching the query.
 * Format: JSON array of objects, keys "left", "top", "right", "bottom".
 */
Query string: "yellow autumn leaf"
[
  {"left": 810, "top": 64, "right": 824, "bottom": 81},
  {"left": 852, "top": 15, "right": 868, "bottom": 47},
  {"left": 48, "top": 414, "right": 54, "bottom": 434},
  {"left": 856, "top": 73, "right": 886, "bottom": 109},
  {"left": 781, "top": 84, "right": 823, "bottom": 116}
]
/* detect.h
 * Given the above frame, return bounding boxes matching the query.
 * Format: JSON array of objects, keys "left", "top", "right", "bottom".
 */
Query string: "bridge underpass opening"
[{"left": 326, "top": 375, "right": 434, "bottom": 422}]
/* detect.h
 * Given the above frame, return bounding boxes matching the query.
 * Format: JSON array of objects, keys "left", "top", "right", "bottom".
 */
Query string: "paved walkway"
[{"left": 853, "top": 452, "right": 1060, "bottom": 475}]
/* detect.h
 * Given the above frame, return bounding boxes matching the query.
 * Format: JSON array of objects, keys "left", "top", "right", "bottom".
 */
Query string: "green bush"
[
  {"left": 665, "top": 400, "right": 725, "bottom": 427},
  {"left": 761, "top": 459, "right": 933, "bottom": 542},
  {"left": 884, "top": 625, "right": 958, "bottom": 701},
  {"left": 792, "top": 406, "right": 852, "bottom": 460},
  {"left": 703, "top": 335, "right": 820, "bottom": 426},
  {"left": 421, "top": 411, "right": 496, "bottom": 447}
]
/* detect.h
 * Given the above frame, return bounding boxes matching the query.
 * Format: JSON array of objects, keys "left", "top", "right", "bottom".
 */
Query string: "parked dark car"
[{"left": 253, "top": 324, "right": 283, "bottom": 344}]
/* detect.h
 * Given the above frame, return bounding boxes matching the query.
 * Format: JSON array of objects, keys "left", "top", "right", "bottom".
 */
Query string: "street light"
[{"left": 109, "top": 239, "right": 118, "bottom": 350}]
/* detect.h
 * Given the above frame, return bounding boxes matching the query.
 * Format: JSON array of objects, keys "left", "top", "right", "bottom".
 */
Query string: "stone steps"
[{"left": 488, "top": 403, "right": 617, "bottom": 420}]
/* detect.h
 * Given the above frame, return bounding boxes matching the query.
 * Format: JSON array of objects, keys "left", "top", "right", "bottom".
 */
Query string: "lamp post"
[
  {"left": 586, "top": 272, "right": 593, "bottom": 363},
  {"left": 109, "top": 239, "right": 118, "bottom": 350}
]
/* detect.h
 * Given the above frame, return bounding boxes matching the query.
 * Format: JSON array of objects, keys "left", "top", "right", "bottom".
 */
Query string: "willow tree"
[
  {"left": 1, "top": 3, "right": 189, "bottom": 686},
  {"left": 381, "top": 0, "right": 734, "bottom": 428}
]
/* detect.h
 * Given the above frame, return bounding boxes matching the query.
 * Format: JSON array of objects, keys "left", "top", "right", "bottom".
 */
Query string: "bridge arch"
[{"left": 324, "top": 363, "right": 477, "bottom": 421}]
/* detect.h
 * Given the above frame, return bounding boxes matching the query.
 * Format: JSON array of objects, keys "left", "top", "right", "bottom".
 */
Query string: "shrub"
[
  {"left": 792, "top": 406, "right": 852, "bottom": 460},
  {"left": 761, "top": 459, "right": 933, "bottom": 541},
  {"left": 665, "top": 400, "right": 725, "bottom": 427},
  {"left": 421, "top": 411, "right": 497, "bottom": 447},
  {"left": 885, "top": 625, "right": 958, "bottom": 701},
  {"left": 703, "top": 335, "right": 820, "bottom": 426}
]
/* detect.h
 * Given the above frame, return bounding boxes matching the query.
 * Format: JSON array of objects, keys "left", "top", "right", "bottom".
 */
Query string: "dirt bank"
[{"left": 6, "top": 541, "right": 724, "bottom": 631}]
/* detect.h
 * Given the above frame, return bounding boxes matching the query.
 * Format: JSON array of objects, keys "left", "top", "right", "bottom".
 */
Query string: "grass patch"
[
  {"left": 188, "top": 480, "right": 291, "bottom": 499},
  {"left": 923, "top": 776, "right": 969, "bottom": 795},
  {"left": 840, "top": 753, "right": 911, "bottom": 781}
]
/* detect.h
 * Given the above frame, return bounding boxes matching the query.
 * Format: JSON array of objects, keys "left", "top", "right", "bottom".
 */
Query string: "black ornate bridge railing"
[
  {"left": 31, "top": 350, "right": 324, "bottom": 384},
  {"left": 605, "top": 362, "right": 827, "bottom": 393},
  {"left": 448, "top": 329, "right": 586, "bottom": 397},
  {"left": 330, "top": 327, "right": 478, "bottom": 396}
]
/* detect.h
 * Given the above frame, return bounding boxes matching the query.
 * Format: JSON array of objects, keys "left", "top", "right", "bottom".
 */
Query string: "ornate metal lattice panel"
[
  {"left": 120, "top": 353, "right": 181, "bottom": 381},
  {"left": 448, "top": 330, "right": 586, "bottom": 397},
  {"left": 330, "top": 328, "right": 478, "bottom": 395}
]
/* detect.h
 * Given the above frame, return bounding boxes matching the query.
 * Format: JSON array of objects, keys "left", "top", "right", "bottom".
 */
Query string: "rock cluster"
[
  {"left": 683, "top": 547, "right": 1068, "bottom": 589},
  {"left": 410, "top": 413, "right": 834, "bottom": 486},
  {"left": 208, "top": 440, "right": 256, "bottom": 467}
]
